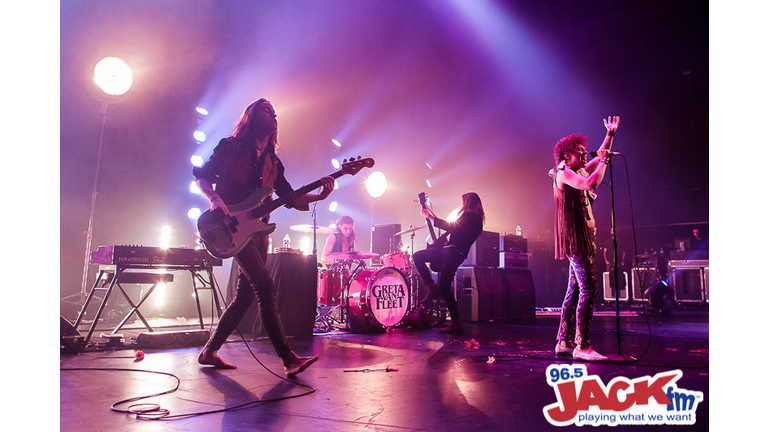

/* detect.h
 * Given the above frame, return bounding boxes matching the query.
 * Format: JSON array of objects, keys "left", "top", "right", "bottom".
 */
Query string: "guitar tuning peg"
[{"left": 343, "top": 159, "right": 348, "bottom": 163}]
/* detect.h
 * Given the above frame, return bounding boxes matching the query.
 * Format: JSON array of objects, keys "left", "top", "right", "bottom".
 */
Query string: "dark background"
[{"left": 58, "top": 0, "right": 708, "bottom": 316}]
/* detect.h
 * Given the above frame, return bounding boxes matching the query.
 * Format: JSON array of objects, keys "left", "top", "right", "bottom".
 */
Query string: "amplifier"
[
  {"left": 668, "top": 260, "right": 709, "bottom": 303},
  {"left": 500, "top": 252, "right": 528, "bottom": 269}
]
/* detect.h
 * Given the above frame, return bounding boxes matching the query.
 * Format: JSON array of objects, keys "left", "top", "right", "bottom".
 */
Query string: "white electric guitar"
[{"left": 197, "top": 157, "right": 374, "bottom": 258}]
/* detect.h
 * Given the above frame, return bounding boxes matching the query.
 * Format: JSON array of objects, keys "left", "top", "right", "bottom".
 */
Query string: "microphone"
[{"left": 590, "top": 151, "right": 621, "bottom": 157}]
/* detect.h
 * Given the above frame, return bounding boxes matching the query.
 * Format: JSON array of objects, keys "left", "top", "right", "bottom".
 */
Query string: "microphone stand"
[
  {"left": 605, "top": 154, "right": 636, "bottom": 362},
  {"left": 311, "top": 202, "right": 318, "bottom": 257}
]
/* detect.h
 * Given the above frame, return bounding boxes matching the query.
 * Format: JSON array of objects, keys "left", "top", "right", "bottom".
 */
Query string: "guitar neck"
[
  {"left": 418, "top": 192, "right": 439, "bottom": 241},
  {"left": 250, "top": 169, "right": 346, "bottom": 219}
]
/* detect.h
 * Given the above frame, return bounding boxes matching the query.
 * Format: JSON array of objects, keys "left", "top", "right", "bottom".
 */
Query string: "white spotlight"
[
  {"left": 447, "top": 208, "right": 461, "bottom": 222},
  {"left": 188, "top": 207, "right": 202, "bottom": 220},
  {"left": 426, "top": 179, "right": 432, "bottom": 188},
  {"left": 191, "top": 155, "right": 204, "bottom": 167},
  {"left": 196, "top": 107, "right": 209, "bottom": 116},
  {"left": 189, "top": 181, "right": 202, "bottom": 194},
  {"left": 93, "top": 57, "right": 133, "bottom": 96},
  {"left": 194, "top": 130, "right": 206, "bottom": 142},
  {"left": 332, "top": 158, "right": 340, "bottom": 169},
  {"left": 332, "top": 139, "right": 342, "bottom": 147},
  {"left": 329, "top": 201, "right": 338, "bottom": 212},
  {"left": 365, "top": 171, "right": 387, "bottom": 198}
]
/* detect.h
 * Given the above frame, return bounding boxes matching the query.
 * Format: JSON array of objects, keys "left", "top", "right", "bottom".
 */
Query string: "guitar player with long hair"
[
  {"left": 193, "top": 98, "right": 334, "bottom": 375},
  {"left": 413, "top": 192, "right": 485, "bottom": 334}
]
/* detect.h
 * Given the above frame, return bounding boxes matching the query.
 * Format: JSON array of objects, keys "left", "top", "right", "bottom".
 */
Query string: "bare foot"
[
  {"left": 198, "top": 347, "right": 237, "bottom": 369},
  {"left": 284, "top": 355, "right": 318, "bottom": 376}
]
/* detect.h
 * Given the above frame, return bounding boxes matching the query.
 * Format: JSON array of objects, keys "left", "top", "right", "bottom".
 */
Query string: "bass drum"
[{"left": 346, "top": 267, "right": 410, "bottom": 333}]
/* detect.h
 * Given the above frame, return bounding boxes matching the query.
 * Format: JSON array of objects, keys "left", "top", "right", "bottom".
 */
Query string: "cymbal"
[
  {"left": 394, "top": 225, "right": 425, "bottom": 236},
  {"left": 326, "top": 251, "right": 379, "bottom": 260},
  {"left": 290, "top": 224, "right": 338, "bottom": 234}
]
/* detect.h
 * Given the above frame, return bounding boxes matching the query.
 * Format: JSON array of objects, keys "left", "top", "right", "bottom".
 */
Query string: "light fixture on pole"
[{"left": 78, "top": 57, "right": 133, "bottom": 304}]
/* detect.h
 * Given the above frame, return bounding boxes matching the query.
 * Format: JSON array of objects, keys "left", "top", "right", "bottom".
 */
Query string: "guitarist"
[
  {"left": 193, "top": 98, "right": 334, "bottom": 375},
  {"left": 413, "top": 192, "right": 485, "bottom": 333}
]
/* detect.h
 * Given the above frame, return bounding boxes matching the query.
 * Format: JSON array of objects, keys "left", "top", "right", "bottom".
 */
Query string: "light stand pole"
[
  {"left": 73, "top": 57, "right": 133, "bottom": 307},
  {"left": 78, "top": 101, "right": 109, "bottom": 304}
]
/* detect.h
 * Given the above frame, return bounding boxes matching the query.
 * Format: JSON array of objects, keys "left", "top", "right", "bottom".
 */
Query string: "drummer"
[{"left": 321, "top": 215, "right": 356, "bottom": 265}]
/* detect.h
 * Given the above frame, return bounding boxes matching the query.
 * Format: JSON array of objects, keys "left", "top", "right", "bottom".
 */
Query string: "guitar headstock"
[
  {"left": 341, "top": 157, "right": 375, "bottom": 175},
  {"left": 418, "top": 192, "right": 428, "bottom": 208}
]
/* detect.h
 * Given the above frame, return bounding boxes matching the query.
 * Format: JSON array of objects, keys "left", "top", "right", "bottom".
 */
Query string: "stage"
[{"left": 60, "top": 307, "right": 709, "bottom": 431}]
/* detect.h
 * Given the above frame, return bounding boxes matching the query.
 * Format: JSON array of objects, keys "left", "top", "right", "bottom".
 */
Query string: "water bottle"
[
  {"left": 268, "top": 236, "right": 273, "bottom": 253},
  {"left": 283, "top": 234, "right": 291, "bottom": 249},
  {"left": 516, "top": 225, "right": 522, "bottom": 237}
]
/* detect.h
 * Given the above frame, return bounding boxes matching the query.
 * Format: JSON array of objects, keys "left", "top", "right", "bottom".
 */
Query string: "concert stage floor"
[{"left": 60, "top": 308, "right": 710, "bottom": 431}]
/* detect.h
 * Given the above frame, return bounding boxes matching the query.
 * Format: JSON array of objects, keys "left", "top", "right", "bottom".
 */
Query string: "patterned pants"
[{"left": 557, "top": 253, "right": 599, "bottom": 349}]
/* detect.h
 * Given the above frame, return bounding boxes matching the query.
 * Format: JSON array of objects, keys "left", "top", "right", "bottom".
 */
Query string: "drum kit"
[{"left": 313, "top": 224, "right": 433, "bottom": 333}]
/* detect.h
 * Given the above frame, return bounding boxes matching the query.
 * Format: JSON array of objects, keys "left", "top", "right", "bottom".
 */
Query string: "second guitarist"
[
  {"left": 193, "top": 98, "right": 334, "bottom": 375},
  {"left": 413, "top": 192, "right": 485, "bottom": 334}
]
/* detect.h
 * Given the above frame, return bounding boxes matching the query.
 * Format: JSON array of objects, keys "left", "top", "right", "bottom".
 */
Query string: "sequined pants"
[
  {"left": 206, "top": 234, "right": 292, "bottom": 360},
  {"left": 557, "top": 253, "right": 599, "bottom": 349}
]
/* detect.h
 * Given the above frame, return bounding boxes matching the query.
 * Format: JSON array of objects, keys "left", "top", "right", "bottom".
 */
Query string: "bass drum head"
[{"left": 346, "top": 267, "right": 410, "bottom": 333}]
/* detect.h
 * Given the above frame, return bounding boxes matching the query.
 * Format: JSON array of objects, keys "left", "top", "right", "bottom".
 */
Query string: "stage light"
[
  {"left": 329, "top": 201, "right": 338, "bottom": 212},
  {"left": 154, "top": 283, "right": 167, "bottom": 307},
  {"left": 196, "top": 107, "right": 209, "bottom": 116},
  {"left": 332, "top": 158, "right": 340, "bottom": 169},
  {"left": 191, "top": 155, "right": 204, "bottom": 167},
  {"left": 194, "top": 130, "right": 206, "bottom": 143},
  {"left": 365, "top": 171, "right": 387, "bottom": 198},
  {"left": 332, "top": 139, "right": 342, "bottom": 147},
  {"left": 159, "top": 225, "right": 172, "bottom": 248},
  {"left": 189, "top": 181, "right": 201, "bottom": 194},
  {"left": 426, "top": 162, "right": 433, "bottom": 169},
  {"left": 93, "top": 57, "right": 133, "bottom": 97},
  {"left": 426, "top": 179, "right": 432, "bottom": 188},
  {"left": 188, "top": 207, "right": 202, "bottom": 220},
  {"left": 447, "top": 208, "right": 461, "bottom": 222}
]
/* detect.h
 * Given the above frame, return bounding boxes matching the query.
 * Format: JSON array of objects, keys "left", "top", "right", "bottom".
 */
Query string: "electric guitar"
[
  {"left": 197, "top": 157, "right": 375, "bottom": 258},
  {"left": 418, "top": 192, "right": 448, "bottom": 271}
]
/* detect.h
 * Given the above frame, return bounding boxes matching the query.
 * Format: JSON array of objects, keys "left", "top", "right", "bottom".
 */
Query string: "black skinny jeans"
[
  {"left": 206, "top": 234, "right": 292, "bottom": 360},
  {"left": 413, "top": 246, "right": 465, "bottom": 321}
]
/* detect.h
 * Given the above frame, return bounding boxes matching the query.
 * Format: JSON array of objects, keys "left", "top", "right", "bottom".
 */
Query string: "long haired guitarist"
[
  {"left": 413, "top": 192, "right": 485, "bottom": 334},
  {"left": 192, "top": 98, "right": 333, "bottom": 375}
]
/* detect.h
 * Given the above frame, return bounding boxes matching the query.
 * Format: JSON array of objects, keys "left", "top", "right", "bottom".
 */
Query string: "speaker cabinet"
[
  {"left": 464, "top": 231, "right": 500, "bottom": 267},
  {"left": 455, "top": 267, "right": 535, "bottom": 322},
  {"left": 631, "top": 267, "right": 657, "bottom": 302},
  {"left": 229, "top": 253, "right": 318, "bottom": 338},
  {"left": 371, "top": 224, "right": 402, "bottom": 266}
]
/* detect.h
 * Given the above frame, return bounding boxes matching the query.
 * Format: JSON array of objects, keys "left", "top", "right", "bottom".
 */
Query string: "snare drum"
[
  {"left": 346, "top": 267, "right": 410, "bottom": 332},
  {"left": 382, "top": 251, "right": 411, "bottom": 270},
  {"left": 317, "top": 269, "right": 344, "bottom": 305}
]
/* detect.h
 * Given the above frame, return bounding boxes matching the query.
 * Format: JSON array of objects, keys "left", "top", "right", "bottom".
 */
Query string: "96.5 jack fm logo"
[{"left": 542, "top": 364, "right": 704, "bottom": 427}]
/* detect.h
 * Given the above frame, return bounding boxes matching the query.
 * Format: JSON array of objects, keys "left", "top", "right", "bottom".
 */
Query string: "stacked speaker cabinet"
[
  {"left": 455, "top": 267, "right": 535, "bottom": 322},
  {"left": 500, "top": 234, "right": 528, "bottom": 268}
]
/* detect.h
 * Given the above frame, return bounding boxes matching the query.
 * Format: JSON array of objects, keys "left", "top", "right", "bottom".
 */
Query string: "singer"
[{"left": 549, "top": 116, "right": 620, "bottom": 361}]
